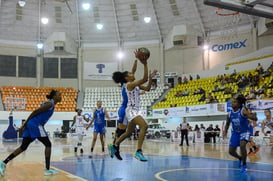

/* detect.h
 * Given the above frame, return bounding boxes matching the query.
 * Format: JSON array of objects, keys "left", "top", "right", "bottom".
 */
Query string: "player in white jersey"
[
  {"left": 262, "top": 109, "right": 273, "bottom": 148},
  {"left": 71, "top": 109, "right": 89, "bottom": 154},
  {"left": 110, "top": 50, "right": 150, "bottom": 161}
]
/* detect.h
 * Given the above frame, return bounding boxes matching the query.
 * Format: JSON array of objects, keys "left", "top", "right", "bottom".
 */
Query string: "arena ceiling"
[{"left": 0, "top": 0, "right": 272, "bottom": 46}]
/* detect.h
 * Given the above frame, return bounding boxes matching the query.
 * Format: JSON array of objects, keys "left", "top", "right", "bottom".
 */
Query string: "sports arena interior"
[{"left": 0, "top": 0, "right": 273, "bottom": 180}]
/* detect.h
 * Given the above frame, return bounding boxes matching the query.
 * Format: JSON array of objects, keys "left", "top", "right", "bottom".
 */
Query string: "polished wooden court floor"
[{"left": 0, "top": 136, "right": 272, "bottom": 181}]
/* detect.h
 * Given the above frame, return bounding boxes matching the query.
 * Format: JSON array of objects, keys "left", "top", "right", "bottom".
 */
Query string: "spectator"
[
  {"left": 231, "top": 69, "right": 237, "bottom": 77},
  {"left": 200, "top": 124, "right": 206, "bottom": 131},
  {"left": 177, "top": 77, "right": 182, "bottom": 85},
  {"left": 212, "top": 85, "right": 220, "bottom": 92},
  {"left": 206, "top": 93, "right": 213, "bottom": 104},
  {"left": 194, "top": 124, "right": 200, "bottom": 131},
  {"left": 205, "top": 124, "right": 216, "bottom": 143},
  {"left": 189, "top": 75, "right": 193, "bottom": 81},
  {"left": 256, "top": 63, "right": 264, "bottom": 75},
  {"left": 199, "top": 93, "right": 206, "bottom": 102},
  {"left": 183, "top": 76, "right": 188, "bottom": 84},
  {"left": 214, "top": 125, "right": 221, "bottom": 138},
  {"left": 182, "top": 89, "right": 189, "bottom": 96},
  {"left": 196, "top": 74, "right": 200, "bottom": 80}
]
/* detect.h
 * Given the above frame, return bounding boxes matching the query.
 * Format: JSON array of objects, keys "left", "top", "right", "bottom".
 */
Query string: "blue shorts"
[
  {"left": 240, "top": 132, "right": 251, "bottom": 142},
  {"left": 94, "top": 124, "right": 106, "bottom": 134},
  {"left": 249, "top": 125, "right": 253, "bottom": 137},
  {"left": 118, "top": 106, "right": 128, "bottom": 125},
  {"left": 22, "top": 121, "right": 48, "bottom": 139},
  {"left": 229, "top": 132, "right": 240, "bottom": 147}
]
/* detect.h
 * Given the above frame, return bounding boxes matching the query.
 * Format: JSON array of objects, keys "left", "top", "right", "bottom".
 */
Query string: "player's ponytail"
[
  {"left": 46, "top": 90, "right": 58, "bottom": 99},
  {"left": 112, "top": 71, "right": 128, "bottom": 84}
]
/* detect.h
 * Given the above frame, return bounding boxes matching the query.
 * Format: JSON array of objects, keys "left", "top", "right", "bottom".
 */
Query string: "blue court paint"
[{"left": 52, "top": 154, "right": 273, "bottom": 181}]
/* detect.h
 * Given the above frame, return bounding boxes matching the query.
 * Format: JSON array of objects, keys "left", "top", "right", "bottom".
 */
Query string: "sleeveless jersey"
[
  {"left": 121, "top": 84, "right": 128, "bottom": 107},
  {"left": 94, "top": 108, "right": 106, "bottom": 126},
  {"left": 126, "top": 84, "right": 140, "bottom": 111},
  {"left": 229, "top": 108, "right": 249, "bottom": 133},
  {"left": 75, "top": 115, "right": 85, "bottom": 127},
  {"left": 264, "top": 117, "right": 273, "bottom": 130},
  {"left": 31, "top": 99, "right": 55, "bottom": 126}
]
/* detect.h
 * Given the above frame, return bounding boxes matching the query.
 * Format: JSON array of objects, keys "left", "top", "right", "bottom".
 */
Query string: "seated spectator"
[
  {"left": 175, "top": 91, "right": 183, "bottom": 97},
  {"left": 189, "top": 75, "right": 193, "bottom": 81},
  {"left": 219, "top": 82, "right": 226, "bottom": 91},
  {"left": 194, "top": 87, "right": 205, "bottom": 95},
  {"left": 212, "top": 85, "right": 220, "bottom": 92},
  {"left": 205, "top": 124, "right": 216, "bottom": 143},
  {"left": 224, "top": 87, "right": 233, "bottom": 95},
  {"left": 256, "top": 63, "right": 264, "bottom": 75},
  {"left": 182, "top": 89, "right": 189, "bottom": 96},
  {"left": 183, "top": 76, "right": 188, "bottom": 84},
  {"left": 206, "top": 93, "right": 213, "bottom": 104},
  {"left": 177, "top": 77, "right": 182, "bottom": 84},
  {"left": 211, "top": 97, "right": 219, "bottom": 103},
  {"left": 231, "top": 69, "right": 237, "bottom": 77},
  {"left": 199, "top": 93, "right": 206, "bottom": 102},
  {"left": 256, "top": 85, "right": 266, "bottom": 95},
  {"left": 196, "top": 74, "right": 200, "bottom": 80},
  {"left": 247, "top": 90, "right": 256, "bottom": 100}
]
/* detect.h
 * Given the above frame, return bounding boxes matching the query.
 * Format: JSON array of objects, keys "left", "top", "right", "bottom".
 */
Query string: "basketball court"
[{"left": 0, "top": 137, "right": 272, "bottom": 180}]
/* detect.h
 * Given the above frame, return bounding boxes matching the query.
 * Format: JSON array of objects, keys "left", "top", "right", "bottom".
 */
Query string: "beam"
[
  {"left": 151, "top": 0, "right": 163, "bottom": 42},
  {"left": 204, "top": 0, "right": 273, "bottom": 19},
  {"left": 111, "top": 0, "right": 121, "bottom": 46},
  {"left": 191, "top": 0, "right": 206, "bottom": 37}
]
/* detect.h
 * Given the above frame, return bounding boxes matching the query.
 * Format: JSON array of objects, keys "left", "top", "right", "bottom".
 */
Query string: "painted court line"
[{"left": 154, "top": 168, "right": 273, "bottom": 181}]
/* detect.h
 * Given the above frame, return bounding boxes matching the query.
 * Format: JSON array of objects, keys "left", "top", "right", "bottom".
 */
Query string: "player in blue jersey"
[
  {"left": 86, "top": 100, "right": 110, "bottom": 156},
  {"left": 224, "top": 94, "right": 257, "bottom": 173},
  {"left": 0, "top": 90, "right": 62, "bottom": 176},
  {"left": 110, "top": 50, "right": 151, "bottom": 161}
]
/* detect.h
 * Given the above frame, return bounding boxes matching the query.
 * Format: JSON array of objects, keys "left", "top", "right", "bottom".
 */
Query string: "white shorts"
[
  {"left": 76, "top": 126, "right": 85, "bottom": 135},
  {"left": 125, "top": 107, "right": 141, "bottom": 122}
]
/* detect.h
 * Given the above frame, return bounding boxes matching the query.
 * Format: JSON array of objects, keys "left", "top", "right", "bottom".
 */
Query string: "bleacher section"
[
  {"left": 0, "top": 86, "right": 78, "bottom": 112},
  {"left": 83, "top": 85, "right": 168, "bottom": 112},
  {"left": 153, "top": 69, "right": 267, "bottom": 109}
]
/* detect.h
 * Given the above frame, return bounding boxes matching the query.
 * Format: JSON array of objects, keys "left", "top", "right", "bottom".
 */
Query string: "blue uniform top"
[
  {"left": 121, "top": 84, "right": 128, "bottom": 107},
  {"left": 22, "top": 99, "right": 55, "bottom": 139},
  {"left": 94, "top": 108, "right": 106, "bottom": 126},
  {"left": 28, "top": 99, "right": 55, "bottom": 126},
  {"left": 229, "top": 108, "right": 249, "bottom": 134}
]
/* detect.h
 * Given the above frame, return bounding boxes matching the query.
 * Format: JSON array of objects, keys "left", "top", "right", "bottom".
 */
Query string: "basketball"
[{"left": 138, "top": 47, "right": 150, "bottom": 58}]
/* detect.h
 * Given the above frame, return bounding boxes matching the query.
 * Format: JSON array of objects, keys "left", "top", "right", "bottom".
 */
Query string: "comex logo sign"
[{"left": 211, "top": 39, "right": 247, "bottom": 52}]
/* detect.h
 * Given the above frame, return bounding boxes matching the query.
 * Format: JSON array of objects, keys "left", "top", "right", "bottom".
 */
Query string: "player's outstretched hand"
[{"left": 134, "top": 50, "right": 148, "bottom": 64}]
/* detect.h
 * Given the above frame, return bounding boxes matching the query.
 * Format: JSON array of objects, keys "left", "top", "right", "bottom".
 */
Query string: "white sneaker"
[
  {"left": 44, "top": 168, "right": 58, "bottom": 176},
  {"left": 0, "top": 161, "right": 6, "bottom": 176}
]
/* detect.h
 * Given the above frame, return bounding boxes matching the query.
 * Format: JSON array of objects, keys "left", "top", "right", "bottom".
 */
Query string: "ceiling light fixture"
[
  {"left": 203, "top": 45, "right": 209, "bottom": 50},
  {"left": 117, "top": 51, "right": 124, "bottom": 59},
  {"left": 37, "top": 42, "right": 44, "bottom": 49},
  {"left": 144, "top": 16, "right": 151, "bottom": 23},
  {"left": 82, "top": 3, "right": 91, "bottom": 10},
  {"left": 18, "top": 0, "right": 26, "bottom": 7},
  {"left": 96, "top": 23, "right": 103, "bottom": 30},
  {"left": 41, "top": 17, "right": 49, "bottom": 25}
]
